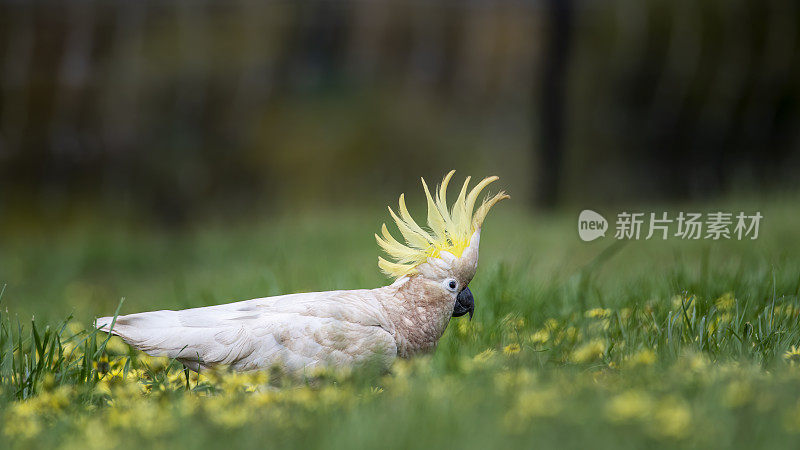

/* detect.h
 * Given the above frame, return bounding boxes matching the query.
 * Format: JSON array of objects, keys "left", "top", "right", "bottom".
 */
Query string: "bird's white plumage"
[{"left": 97, "top": 289, "right": 398, "bottom": 372}]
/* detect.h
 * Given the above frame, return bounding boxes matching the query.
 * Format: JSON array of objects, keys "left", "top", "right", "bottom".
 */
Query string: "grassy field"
[{"left": 2, "top": 193, "right": 800, "bottom": 449}]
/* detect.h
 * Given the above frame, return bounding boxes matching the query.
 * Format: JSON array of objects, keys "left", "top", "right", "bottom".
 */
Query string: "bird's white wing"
[{"left": 96, "top": 290, "right": 397, "bottom": 372}]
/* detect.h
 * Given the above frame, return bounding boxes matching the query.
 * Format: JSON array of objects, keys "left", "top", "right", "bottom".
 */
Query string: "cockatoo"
[{"left": 96, "top": 171, "right": 508, "bottom": 372}]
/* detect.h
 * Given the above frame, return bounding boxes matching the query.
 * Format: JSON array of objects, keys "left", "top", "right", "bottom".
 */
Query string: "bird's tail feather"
[
  {"left": 95, "top": 310, "right": 207, "bottom": 370},
  {"left": 95, "top": 316, "right": 119, "bottom": 335}
]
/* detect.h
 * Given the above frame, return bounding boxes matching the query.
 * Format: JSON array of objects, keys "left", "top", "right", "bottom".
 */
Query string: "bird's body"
[
  {"left": 97, "top": 277, "right": 453, "bottom": 372},
  {"left": 97, "top": 171, "right": 508, "bottom": 373}
]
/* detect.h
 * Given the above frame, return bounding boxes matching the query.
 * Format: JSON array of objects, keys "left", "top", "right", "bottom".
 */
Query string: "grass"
[{"left": 1, "top": 194, "right": 800, "bottom": 449}]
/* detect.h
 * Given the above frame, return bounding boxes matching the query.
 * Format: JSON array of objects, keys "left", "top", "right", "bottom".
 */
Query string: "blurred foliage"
[{"left": 0, "top": 0, "right": 798, "bottom": 225}]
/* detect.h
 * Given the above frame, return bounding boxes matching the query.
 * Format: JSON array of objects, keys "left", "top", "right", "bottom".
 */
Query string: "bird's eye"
[{"left": 447, "top": 279, "right": 458, "bottom": 291}]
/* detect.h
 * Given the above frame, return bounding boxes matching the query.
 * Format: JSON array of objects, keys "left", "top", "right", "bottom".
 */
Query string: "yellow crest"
[{"left": 376, "top": 171, "right": 509, "bottom": 278}]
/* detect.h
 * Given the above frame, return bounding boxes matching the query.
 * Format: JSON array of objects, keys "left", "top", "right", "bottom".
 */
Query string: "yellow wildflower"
[
  {"left": 652, "top": 397, "right": 691, "bottom": 439},
  {"left": 140, "top": 355, "right": 170, "bottom": 372},
  {"left": 714, "top": 292, "right": 735, "bottom": 311},
  {"left": 503, "top": 314, "right": 526, "bottom": 330},
  {"left": 626, "top": 349, "right": 656, "bottom": 367},
  {"left": 66, "top": 320, "right": 85, "bottom": 336},
  {"left": 544, "top": 318, "right": 559, "bottom": 331},
  {"left": 473, "top": 349, "right": 496, "bottom": 363},
  {"left": 503, "top": 343, "right": 521, "bottom": 355},
  {"left": 494, "top": 369, "right": 534, "bottom": 391},
  {"left": 606, "top": 391, "right": 653, "bottom": 423},
  {"left": 723, "top": 380, "right": 753, "bottom": 408},
  {"left": 556, "top": 326, "right": 580, "bottom": 345},
  {"left": 570, "top": 339, "right": 605, "bottom": 363},
  {"left": 530, "top": 329, "right": 550, "bottom": 345},
  {"left": 93, "top": 355, "right": 110, "bottom": 374},
  {"left": 105, "top": 336, "right": 130, "bottom": 355},
  {"left": 585, "top": 308, "right": 611, "bottom": 319},
  {"left": 672, "top": 294, "right": 695, "bottom": 312},
  {"left": 3, "top": 401, "right": 42, "bottom": 439},
  {"left": 504, "top": 388, "right": 562, "bottom": 432},
  {"left": 785, "top": 346, "right": 800, "bottom": 365}
]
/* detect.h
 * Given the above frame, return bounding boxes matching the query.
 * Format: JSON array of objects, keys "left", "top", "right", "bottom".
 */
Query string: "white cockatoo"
[{"left": 96, "top": 171, "right": 508, "bottom": 372}]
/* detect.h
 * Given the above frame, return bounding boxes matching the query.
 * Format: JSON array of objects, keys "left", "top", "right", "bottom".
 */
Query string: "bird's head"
[{"left": 376, "top": 171, "right": 509, "bottom": 321}]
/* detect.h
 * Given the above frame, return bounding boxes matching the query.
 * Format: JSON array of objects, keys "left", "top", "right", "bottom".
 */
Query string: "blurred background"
[{"left": 1, "top": 0, "right": 798, "bottom": 226}]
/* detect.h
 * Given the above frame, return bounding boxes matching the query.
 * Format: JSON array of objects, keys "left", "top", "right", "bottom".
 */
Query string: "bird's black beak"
[{"left": 452, "top": 287, "right": 474, "bottom": 320}]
